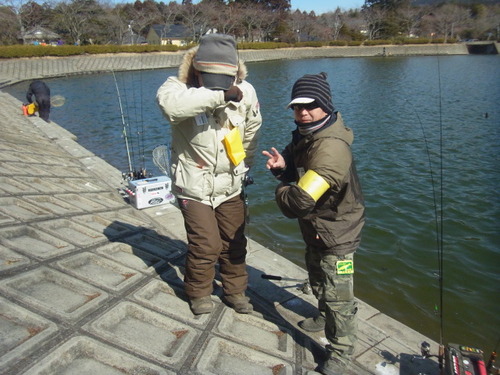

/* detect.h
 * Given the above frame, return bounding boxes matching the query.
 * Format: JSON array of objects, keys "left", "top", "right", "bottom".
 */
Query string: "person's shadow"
[
  {"left": 103, "top": 221, "right": 439, "bottom": 374},
  {"left": 103, "top": 220, "right": 327, "bottom": 367},
  {"left": 102, "top": 220, "right": 187, "bottom": 296}
]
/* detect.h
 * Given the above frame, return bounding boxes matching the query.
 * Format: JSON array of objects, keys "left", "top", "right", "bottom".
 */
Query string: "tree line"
[{"left": 0, "top": 0, "right": 498, "bottom": 46}]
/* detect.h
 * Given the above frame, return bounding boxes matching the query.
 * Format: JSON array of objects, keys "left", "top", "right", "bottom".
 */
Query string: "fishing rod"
[
  {"left": 112, "top": 70, "right": 134, "bottom": 178},
  {"left": 114, "top": 65, "right": 174, "bottom": 210},
  {"left": 113, "top": 70, "right": 149, "bottom": 181},
  {"left": 261, "top": 274, "right": 312, "bottom": 294},
  {"left": 121, "top": 68, "right": 148, "bottom": 179},
  {"left": 407, "top": 49, "right": 499, "bottom": 375}
]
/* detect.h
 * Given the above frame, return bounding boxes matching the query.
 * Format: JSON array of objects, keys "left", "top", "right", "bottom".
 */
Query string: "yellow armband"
[{"left": 297, "top": 169, "right": 330, "bottom": 201}]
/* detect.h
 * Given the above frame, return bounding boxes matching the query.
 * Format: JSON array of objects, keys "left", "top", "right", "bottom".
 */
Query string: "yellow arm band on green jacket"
[{"left": 297, "top": 169, "right": 330, "bottom": 202}]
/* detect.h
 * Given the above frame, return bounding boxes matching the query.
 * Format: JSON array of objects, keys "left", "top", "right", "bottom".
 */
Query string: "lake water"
[{"left": 5, "top": 54, "right": 499, "bottom": 353}]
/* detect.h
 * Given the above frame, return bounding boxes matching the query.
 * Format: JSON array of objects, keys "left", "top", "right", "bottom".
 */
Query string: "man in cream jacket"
[{"left": 157, "top": 33, "right": 261, "bottom": 315}]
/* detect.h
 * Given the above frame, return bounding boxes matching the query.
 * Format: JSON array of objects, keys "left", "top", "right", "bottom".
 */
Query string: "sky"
[
  {"left": 290, "top": 0, "right": 364, "bottom": 13},
  {"left": 175, "top": 1, "right": 365, "bottom": 14}
]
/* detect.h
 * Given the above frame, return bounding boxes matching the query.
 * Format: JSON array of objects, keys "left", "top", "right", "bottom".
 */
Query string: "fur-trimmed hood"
[{"left": 177, "top": 45, "right": 248, "bottom": 88}]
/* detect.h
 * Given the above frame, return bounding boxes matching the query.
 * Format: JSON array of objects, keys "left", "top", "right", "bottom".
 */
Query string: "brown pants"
[{"left": 178, "top": 195, "right": 248, "bottom": 298}]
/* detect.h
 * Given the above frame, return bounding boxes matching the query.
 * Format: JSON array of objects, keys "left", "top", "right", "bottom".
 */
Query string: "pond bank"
[{"left": 0, "top": 43, "right": 470, "bottom": 88}]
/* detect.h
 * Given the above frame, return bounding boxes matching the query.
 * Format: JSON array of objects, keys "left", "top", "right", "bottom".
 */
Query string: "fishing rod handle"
[{"left": 261, "top": 274, "right": 282, "bottom": 280}]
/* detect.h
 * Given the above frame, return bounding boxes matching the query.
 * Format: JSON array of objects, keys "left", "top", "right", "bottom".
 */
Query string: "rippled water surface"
[{"left": 6, "top": 55, "right": 499, "bottom": 352}]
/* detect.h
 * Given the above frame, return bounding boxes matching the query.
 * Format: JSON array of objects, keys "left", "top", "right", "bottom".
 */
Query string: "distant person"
[
  {"left": 262, "top": 72, "right": 365, "bottom": 375},
  {"left": 156, "top": 34, "right": 262, "bottom": 315},
  {"left": 26, "top": 80, "right": 51, "bottom": 122}
]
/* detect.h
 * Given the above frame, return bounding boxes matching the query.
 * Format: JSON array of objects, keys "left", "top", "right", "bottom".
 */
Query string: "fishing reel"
[
  {"left": 244, "top": 174, "right": 254, "bottom": 187},
  {"left": 122, "top": 168, "right": 150, "bottom": 182}
]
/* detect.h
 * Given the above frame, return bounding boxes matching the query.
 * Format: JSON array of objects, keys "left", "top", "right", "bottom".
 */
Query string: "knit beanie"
[
  {"left": 287, "top": 72, "right": 334, "bottom": 115},
  {"left": 193, "top": 34, "right": 238, "bottom": 90}
]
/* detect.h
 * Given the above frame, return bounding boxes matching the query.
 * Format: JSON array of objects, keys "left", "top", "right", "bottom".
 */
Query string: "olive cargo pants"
[
  {"left": 179, "top": 195, "right": 248, "bottom": 299},
  {"left": 306, "top": 250, "right": 358, "bottom": 360}
]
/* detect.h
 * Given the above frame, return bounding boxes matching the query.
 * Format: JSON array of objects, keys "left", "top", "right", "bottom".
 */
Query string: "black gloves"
[{"left": 224, "top": 86, "right": 243, "bottom": 102}]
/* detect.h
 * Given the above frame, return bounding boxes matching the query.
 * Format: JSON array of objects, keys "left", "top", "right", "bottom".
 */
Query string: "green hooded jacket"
[{"left": 275, "top": 112, "right": 365, "bottom": 255}]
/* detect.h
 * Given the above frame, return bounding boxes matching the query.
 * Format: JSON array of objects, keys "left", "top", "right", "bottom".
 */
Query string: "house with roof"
[
  {"left": 21, "top": 26, "right": 61, "bottom": 45},
  {"left": 146, "top": 24, "right": 190, "bottom": 46}
]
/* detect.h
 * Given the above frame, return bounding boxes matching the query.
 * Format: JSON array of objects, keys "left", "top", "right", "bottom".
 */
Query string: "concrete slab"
[
  {"left": 131, "top": 277, "right": 212, "bottom": 327},
  {"left": 0, "top": 245, "right": 31, "bottom": 272},
  {"left": 72, "top": 213, "right": 135, "bottom": 239},
  {"left": 94, "top": 242, "right": 167, "bottom": 274},
  {"left": 0, "top": 296, "right": 58, "bottom": 369},
  {"left": 53, "top": 192, "right": 112, "bottom": 211},
  {"left": 83, "top": 191, "right": 126, "bottom": 209},
  {"left": 54, "top": 252, "right": 144, "bottom": 292},
  {"left": 1, "top": 161, "right": 54, "bottom": 176},
  {"left": 10, "top": 176, "right": 72, "bottom": 194},
  {"left": 194, "top": 336, "right": 295, "bottom": 375},
  {"left": 0, "top": 225, "right": 76, "bottom": 259},
  {"left": 47, "top": 177, "right": 110, "bottom": 192},
  {"left": 98, "top": 208, "right": 155, "bottom": 228},
  {"left": 0, "top": 267, "right": 109, "bottom": 322},
  {"left": 214, "top": 308, "right": 295, "bottom": 360},
  {"left": 0, "top": 210, "right": 18, "bottom": 226},
  {"left": 24, "top": 195, "right": 82, "bottom": 215},
  {"left": 0, "top": 196, "right": 53, "bottom": 222},
  {"left": 33, "top": 218, "right": 106, "bottom": 247},
  {"left": 0, "top": 176, "right": 43, "bottom": 195},
  {"left": 123, "top": 231, "right": 186, "bottom": 260},
  {"left": 20, "top": 336, "right": 174, "bottom": 375},
  {"left": 83, "top": 301, "right": 200, "bottom": 367}
]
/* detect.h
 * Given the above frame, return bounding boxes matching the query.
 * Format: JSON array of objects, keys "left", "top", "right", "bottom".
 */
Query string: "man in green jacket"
[
  {"left": 263, "top": 72, "right": 365, "bottom": 375},
  {"left": 157, "top": 34, "right": 262, "bottom": 315}
]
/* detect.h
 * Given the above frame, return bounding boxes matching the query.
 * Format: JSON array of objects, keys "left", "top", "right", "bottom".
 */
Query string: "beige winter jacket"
[{"left": 156, "top": 46, "right": 262, "bottom": 208}]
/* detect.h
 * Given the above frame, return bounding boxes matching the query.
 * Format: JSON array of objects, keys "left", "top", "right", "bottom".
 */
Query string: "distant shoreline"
[{"left": 0, "top": 44, "right": 478, "bottom": 88}]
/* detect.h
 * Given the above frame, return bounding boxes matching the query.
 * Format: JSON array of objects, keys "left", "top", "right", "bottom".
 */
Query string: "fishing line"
[
  {"left": 138, "top": 57, "right": 146, "bottom": 174},
  {"left": 436, "top": 53, "right": 445, "bottom": 349},
  {"left": 119, "top": 73, "right": 138, "bottom": 174},
  {"left": 112, "top": 70, "right": 133, "bottom": 176},
  {"left": 130, "top": 71, "right": 143, "bottom": 172},
  {"left": 127, "top": 63, "right": 147, "bottom": 178},
  {"left": 402, "top": 53, "right": 445, "bottom": 347}
]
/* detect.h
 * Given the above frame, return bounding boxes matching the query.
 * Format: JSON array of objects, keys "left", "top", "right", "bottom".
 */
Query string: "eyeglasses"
[{"left": 291, "top": 102, "right": 319, "bottom": 111}]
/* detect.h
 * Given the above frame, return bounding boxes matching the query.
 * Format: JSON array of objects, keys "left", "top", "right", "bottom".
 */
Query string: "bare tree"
[
  {"left": 181, "top": 2, "right": 209, "bottom": 41},
  {"left": 121, "top": 0, "right": 161, "bottom": 40},
  {"left": 396, "top": 2, "right": 426, "bottom": 37},
  {"left": 320, "top": 8, "right": 344, "bottom": 40},
  {"left": 99, "top": 3, "right": 129, "bottom": 44},
  {"left": 343, "top": 10, "right": 367, "bottom": 40},
  {"left": 287, "top": 10, "right": 315, "bottom": 42},
  {"left": 52, "top": 0, "right": 105, "bottom": 44},
  {"left": 211, "top": 2, "right": 241, "bottom": 36},
  {"left": 1, "top": 0, "right": 30, "bottom": 43},
  {"left": 431, "top": 4, "right": 470, "bottom": 41},
  {"left": 468, "top": 3, "right": 499, "bottom": 40},
  {"left": 362, "top": 5, "right": 387, "bottom": 39},
  {"left": 246, "top": 3, "right": 280, "bottom": 41},
  {"left": 158, "top": 1, "right": 181, "bottom": 29},
  {"left": 0, "top": 5, "right": 19, "bottom": 44}
]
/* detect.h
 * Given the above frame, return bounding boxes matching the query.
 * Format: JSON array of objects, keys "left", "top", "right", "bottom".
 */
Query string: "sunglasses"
[{"left": 291, "top": 102, "right": 319, "bottom": 111}]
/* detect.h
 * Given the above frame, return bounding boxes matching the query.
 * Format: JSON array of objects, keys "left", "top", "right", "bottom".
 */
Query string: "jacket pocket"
[{"left": 174, "top": 160, "right": 212, "bottom": 200}]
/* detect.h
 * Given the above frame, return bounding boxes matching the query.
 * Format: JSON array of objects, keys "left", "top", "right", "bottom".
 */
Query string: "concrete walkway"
[{"left": 0, "top": 51, "right": 442, "bottom": 375}]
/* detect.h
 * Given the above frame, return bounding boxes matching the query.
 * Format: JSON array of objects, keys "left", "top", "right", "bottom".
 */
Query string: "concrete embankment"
[
  {"left": 0, "top": 48, "right": 444, "bottom": 375},
  {"left": 0, "top": 43, "right": 469, "bottom": 88}
]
